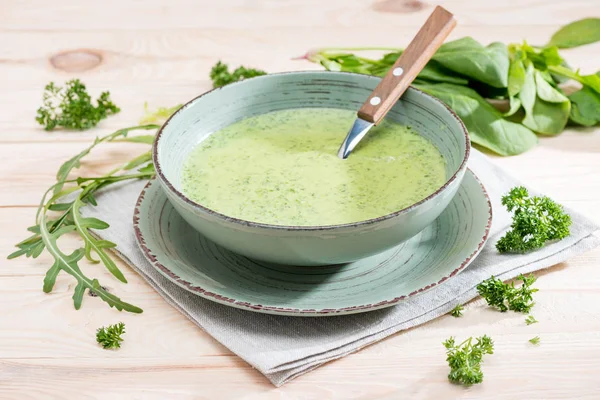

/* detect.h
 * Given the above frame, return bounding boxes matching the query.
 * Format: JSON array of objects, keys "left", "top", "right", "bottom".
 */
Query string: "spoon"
[{"left": 337, "top": 6, "right": 456, "bottom": 159}]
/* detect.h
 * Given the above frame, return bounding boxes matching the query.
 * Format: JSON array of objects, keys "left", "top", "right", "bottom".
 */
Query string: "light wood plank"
[
  {"left": 2, "top": 0, "right": 599, "bottom": 31},
  {"left": 1, "top": 0, "right": 600, "bottom": 398}
]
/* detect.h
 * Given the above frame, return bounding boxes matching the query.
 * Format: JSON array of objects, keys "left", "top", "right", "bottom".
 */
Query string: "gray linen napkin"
[{"left": 82, "top": 149, "right": 600, "bottom": 387}]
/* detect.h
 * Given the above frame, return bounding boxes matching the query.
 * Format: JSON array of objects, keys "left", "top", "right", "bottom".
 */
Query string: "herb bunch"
[
  {"left": 96, "top": 322, "right": 126, "bottom": 349},
  {"left": 497, "top": 186, "right": 571, "bottom": 253},
  {"left": 300, "top": 18, "right": 600, "bottom": 156},
  {"left": 477, "top": 274, "right": 538, "bottom": 313},
  {"left": 9, "top": 105, "right": 177, "bottom": 312},
  {"left": 443, "top": 335, "right": 494, "bottom": 385},
  {"left": 36, "top": 79, "right": 120, "bottom": 131}
]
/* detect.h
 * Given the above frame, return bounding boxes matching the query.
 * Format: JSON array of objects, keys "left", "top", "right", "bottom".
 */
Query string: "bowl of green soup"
[{"left": 153, "top": 71, "right": 470, "bottom": 266}]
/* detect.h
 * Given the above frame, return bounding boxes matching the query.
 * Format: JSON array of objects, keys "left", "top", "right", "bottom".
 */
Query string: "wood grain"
[
  {"left": 358, "top": 6, "right": 456, "bottom": 123},
  {"left": 1, "top": 0, "right": 600, "bottom": 398}
]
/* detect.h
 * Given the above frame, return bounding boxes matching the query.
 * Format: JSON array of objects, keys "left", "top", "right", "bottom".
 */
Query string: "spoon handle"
[{"left": 357, "top": 6, "right": 456, "bottom": 124}]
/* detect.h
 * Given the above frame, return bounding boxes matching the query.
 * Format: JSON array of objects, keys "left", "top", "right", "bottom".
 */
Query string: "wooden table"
[{"left": 1, "top": 1, "right": 599, "bottom": 398}]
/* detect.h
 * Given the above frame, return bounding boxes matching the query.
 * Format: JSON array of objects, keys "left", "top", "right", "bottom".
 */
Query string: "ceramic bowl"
[{"left": 153, "top": 71, "right": 470, "bottom": 266}]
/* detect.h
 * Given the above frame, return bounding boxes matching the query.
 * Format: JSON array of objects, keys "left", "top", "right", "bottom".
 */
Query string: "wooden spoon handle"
[{"left": 357, "top": 6, "right": 456, "bottom": 124}]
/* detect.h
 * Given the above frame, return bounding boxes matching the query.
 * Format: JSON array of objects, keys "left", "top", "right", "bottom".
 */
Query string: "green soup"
[{"left": 181, "top": 108, "right": 446, "bottom": 226}]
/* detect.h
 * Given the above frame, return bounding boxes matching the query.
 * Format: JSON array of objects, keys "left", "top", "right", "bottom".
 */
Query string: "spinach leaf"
[
  {"left": 569, "top": 86, "right": 600, "bottom": 126},
  {"left": 549, "top": 18, "right": 600, "bottom": 49},
  {"left": 433, "top": 38, "right": 509, "bottom": 88},
  {"left": 415, "top": 82, "right": 537, "bottom": 156},
  {"left": 549, "top": 66, "right": 600, "bottom": 94},
  {"left": 508, "top": 59, "right": 526, "bottom": 97},
  {"left": 519, "top": 64, "right": 570, "bottom": 135}
]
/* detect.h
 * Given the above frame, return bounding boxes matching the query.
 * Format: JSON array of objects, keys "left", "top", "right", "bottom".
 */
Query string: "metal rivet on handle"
[
  {"left": 370, "top": 96, "right": 381, "bottom": 106},
  {"left": 393, "top": 67, "right": 404, "bottom": 76}
]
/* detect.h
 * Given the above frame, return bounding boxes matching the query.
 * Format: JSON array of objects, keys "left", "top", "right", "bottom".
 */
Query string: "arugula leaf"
[
  {"left": 433, "top": 38, "right": 509, "bottom": 88},
  {"left": 569, "top": 86, "right": 600, "bottom": 126},
  {"left": 53, "top": 125, "right": 159, "bottom": 195},
  {"left": 72, "top": 198, "right": 125, "bottom": 283},
  {"left": 415, "top": 82, "right": 537, "bottom": 155},
  {"left": 519, "top": 63, "right": 570, "bottom": 135},
  {"left": 443, "top": 335, "right": 494, "bottom": 385},
  {"left": 39, "top": 208, "right": 142, "bottom": 312},
  {"left": 549, "top": 18, "right": 600, "bottom": 49},
  {"left": 123, "top": 151, "right": 152, "bottom": 170}
]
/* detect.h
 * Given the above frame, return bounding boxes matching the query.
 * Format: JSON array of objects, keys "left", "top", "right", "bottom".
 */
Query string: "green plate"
[{"left": 134, "top": 169, "right": 492, "bottom": 316}]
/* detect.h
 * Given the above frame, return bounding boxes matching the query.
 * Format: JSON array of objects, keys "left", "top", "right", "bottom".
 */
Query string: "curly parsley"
[
  {"left": 210, "top": 61, "right": 267, "bottom": 88},
  {"left": 443, "top": 335, "right": 494, "bottom": 385},
  {"left": 36, "top": 79, "right": 120, "bottom": 131},
  {"left": 450, "top": 304, "right": 464, "bottom": 317},
  {"left": 96, "top": 322, "right": 126, "bottom": 349},
  {"left": 477, "top": 274, "right": 538, "bottom": 313},
  {"left": 497, "top": 186, "right": 571, "bottom": 253}
]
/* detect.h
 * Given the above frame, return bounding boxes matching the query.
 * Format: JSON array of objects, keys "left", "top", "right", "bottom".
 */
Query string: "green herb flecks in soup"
[{"left": 181, "top": 108, "right": 446, "bottom": 226}]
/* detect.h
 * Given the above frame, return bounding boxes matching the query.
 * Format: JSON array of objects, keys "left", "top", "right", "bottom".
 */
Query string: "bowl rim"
[{"left": 153, "top": 70, "right": 471, "bottom": 232}]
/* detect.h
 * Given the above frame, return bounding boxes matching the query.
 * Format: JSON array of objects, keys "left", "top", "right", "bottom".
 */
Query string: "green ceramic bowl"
[{"left": 153, "top": 71, "right": 470, "bottom": 266}]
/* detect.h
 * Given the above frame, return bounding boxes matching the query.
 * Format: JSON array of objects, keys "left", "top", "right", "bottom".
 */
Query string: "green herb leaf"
[
  {"left": 115, "top": 135, "right": 156, "bottom": 144},
  {"left": 72, "top": 198, "right": 126, "bottom": 283},
  {"left": 39, "top": 208, "right": 141, "bottom": 312},
  {"left": 139, "top": 103, "right": 182, "bottom": 125},
  {"left": 433, "top": 38, "right": 509, "bottom": 88},
  {"left": 569, "top": 86, "right": 600, "bottom": 126},
  {"left": 529, "top": 336, "right": 541, "bottom": 345},
  {"left": 414, "top": 82, "right": 537, "bottom": 155},
  {"left": 96, "top": 322, "right": 126, "bottom": 349},
  {"left": 36, "top": 80, "right": 120, "bottom": 131},
  {"left": 450, "top": 304, "right": 464, "bottom": 317},
  {"left": 549, "top": 18, "right": 600, "bottom": 49},
  {"left": 123, "top": 151, "right": 152, "bottom": 170},
  {"left": 496, "top": 186, "right": 572, "bottom": 253},
  {"left": 548, "top": 66, "right": 600, "bottom": 93},
  {"left": 477, "top": 274, "right": 539, "bottom": 313},
  {"left": 443, "top": 335, "right": 494, "bottom": 385},
  {"left": 53, "top": 125, "right": 159, "bottom": 195},
  {"left": 525, "top": 315, "right": 538, "bottom": 325},
  {"left": 210, "top": 61, "right": 267, "bottom": 88},
  {"left": 519, "top": 63, "right": 570, "bottom": 135}
]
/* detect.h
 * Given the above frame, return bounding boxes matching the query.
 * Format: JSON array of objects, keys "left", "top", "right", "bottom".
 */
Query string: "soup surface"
[{"left": 181, "top": 108, "right": 446, "bottom": 226}]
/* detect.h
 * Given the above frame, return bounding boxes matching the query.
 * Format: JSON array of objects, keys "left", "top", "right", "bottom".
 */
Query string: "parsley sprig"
[
  {"left": 497, "top": 186, "right": 571, "bottom": 253},
  {"left": 443, "top": 335, "right": 494, "bottom": 385},
  {"left": 36, "top": 79, "right": 120, "bottom": 131},
  {"left": 210, "top": 61, "right": 267, "bottom": 88},
  {"left": 477, "top": 274, "right": 538, "bottom": 313},
  {"left": 96, "top": 322, "right": 126, "bottom": 349},
  {"left": 450, "top": 304, "right": 464, "bottom": 317}
]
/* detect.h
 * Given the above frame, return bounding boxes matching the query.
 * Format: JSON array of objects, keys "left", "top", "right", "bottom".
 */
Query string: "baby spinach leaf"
[
  {"left": 433, "top": 38, "right": 509, "bottom": 88},
  {"left": 569, "top": 86, "right": 600, "bottom": 126},
  {"left": 415, "top": 82, "right": 537, "bottom": 156},
  {"left": 508, "top": 59, "right": 526, "bottom": 97},
  {"left": 549, "top": 18, "right": 600, "bottom": 49},
  {"left": 519, "top": 64, "right": 570, "bottom": 135},
  {"left": 549, "top": 66, "right": 600, "bottom": 94},
  {"left": 504, "top": 97, "right": 522, "bottom": 117}
]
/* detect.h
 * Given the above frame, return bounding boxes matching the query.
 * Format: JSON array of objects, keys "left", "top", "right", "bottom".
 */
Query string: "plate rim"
[{"left": 133, "top": 168, "right": 493, "bottom": 316}]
